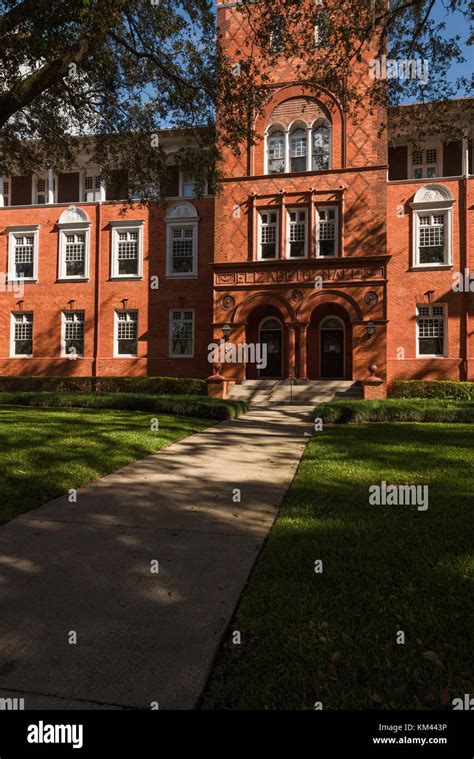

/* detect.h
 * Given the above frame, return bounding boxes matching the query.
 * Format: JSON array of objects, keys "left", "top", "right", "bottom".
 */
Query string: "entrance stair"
[{"left": 227, "top": 379, "right": 362, "bottom": 406}]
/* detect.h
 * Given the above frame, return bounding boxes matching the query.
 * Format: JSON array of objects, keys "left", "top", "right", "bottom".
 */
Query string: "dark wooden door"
[
  {"left": 320, "top": 329, "right": 344, "bottom": 378},
  {"left": 260, "top": 329, "right": 282, "bottom": 378}
]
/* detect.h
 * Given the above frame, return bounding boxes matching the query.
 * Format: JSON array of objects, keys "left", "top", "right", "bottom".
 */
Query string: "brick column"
[
  {"left": 285, "top": 324, "right": 296, "bottom": 379},
  {"left": 298, "top": 323, "right": 309, "bottom": 379},
  {"left": 279, "top": 190, "right": 286, "bottom": 259}
]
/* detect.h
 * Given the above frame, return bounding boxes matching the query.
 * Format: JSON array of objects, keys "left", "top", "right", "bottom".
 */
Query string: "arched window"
[
  {"left": 312, "top": 120, "right": 331, "bottom": 171},
  {"left": 267, "top": 130, "right": 285, "bottom": 174},
  {"left": 290, "top": 128, "right": 307, "bottom": 172}
]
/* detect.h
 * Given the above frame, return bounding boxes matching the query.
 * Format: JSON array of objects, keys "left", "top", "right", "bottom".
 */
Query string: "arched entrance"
[
  {"left": 319, "top": 316, "right": 345, "bottom": 379},
  {"left": 307, "top": 303, "right": 352, "bottom": 380},
  {"left": 258, "top": 317, "right": 283, "bottom": 378}
]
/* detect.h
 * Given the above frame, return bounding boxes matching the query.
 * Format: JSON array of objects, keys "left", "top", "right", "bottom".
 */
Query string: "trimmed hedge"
[
  {"left": 0, "top": 375, "right": 206, "bottom": 396},
  {"left": 315, "top": 398, "right": 474, "bottom": 424},
  {"left": 393, "top": 380, "right": 474, "bottom": 400},
  {"left": 0, "top": 392, "right": 247, "bottom": 420}
]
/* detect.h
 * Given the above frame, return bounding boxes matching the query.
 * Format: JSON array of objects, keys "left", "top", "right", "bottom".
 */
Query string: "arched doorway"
[
  {"left": 259, "top": 317, "right": 283, "bottom": 378},
  {"left": 319, "top": 316, "right": 345, "bottom": 379}
]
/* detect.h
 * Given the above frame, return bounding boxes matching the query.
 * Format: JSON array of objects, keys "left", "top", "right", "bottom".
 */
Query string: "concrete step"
[{"left": 227, "top": 380, "right": 362, "bottom": 405}]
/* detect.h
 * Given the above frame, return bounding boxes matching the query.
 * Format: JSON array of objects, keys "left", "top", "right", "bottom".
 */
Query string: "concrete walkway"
[{"left": 0, "top": 406, "right": 312, "bottom": 710}]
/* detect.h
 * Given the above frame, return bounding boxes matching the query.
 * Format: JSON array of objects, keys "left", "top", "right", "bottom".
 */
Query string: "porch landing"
[{"left": 227, "top": 379, "right": 362, "bottom": 406}]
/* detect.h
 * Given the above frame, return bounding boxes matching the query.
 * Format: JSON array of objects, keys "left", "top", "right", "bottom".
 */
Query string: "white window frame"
[
  {"left": 410, "top": 142, "right": 441, "bottom": 180},
  {"left": 258, "top": 209, "right": 279, "bottom": 260},
  {"left": 416, "top": 303, "right": 447, "bottom": 358},
  {"left": 312, "top": 119, "right": 332, "bottom": 171},
  {"left": 82, "top": 172, "right": 103, "bottom": 202},
  {"left": 410, "top": 186, "right": 455, "bottom": 269},
  {"left": 58, "top": 224, "right": 91, "bottom": 280},
  {"left": 7, "top": 225, "right": 39, "bottom": 282},
  {"left": 166, "top": 221, "right": 198, "bottom": 277},
  {"left": 316, "top": 206, "right": 339, "bottom": 258},
  {"left": 114, "top": 309, "right": 139, "bottom": 358},
  {"left": 169, "top": 309, "right": 195, "bottom": 358},
  {"left": 10, "top": 311, "right": 33, "bottom": 358},
  {"left": 286, "top": 207, "right": 308, "bottom": 259},
  {"left": 179, "top": 172, "right": 207, "bottom": 198},
  {"left": 61, "top": 310, "right": 85, "bottom": 358},
  {"left": 110, "top": 220, "right": 144, "bottom": 279},
  {"left": 0, "top": 176, "right": 10, "bottom": 206},
  {"left": 413, "top": 210, "right": 452, "bottom": 268},
  {"left": 266, "top": 127, "right": 286, "bottom": 175}
]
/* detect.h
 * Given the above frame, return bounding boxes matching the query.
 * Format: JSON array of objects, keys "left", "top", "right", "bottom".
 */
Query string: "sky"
[{"left": 430, "top": 0, "right": 473, "bottom": 88}]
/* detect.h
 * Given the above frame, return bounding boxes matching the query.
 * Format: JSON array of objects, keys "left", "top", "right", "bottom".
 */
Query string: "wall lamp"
[
  {"left": 366, "top": 320, "right": 376, "bottom": 339},
  {"left": 222, "top": 323, "right": 231, "bottom": 341}
]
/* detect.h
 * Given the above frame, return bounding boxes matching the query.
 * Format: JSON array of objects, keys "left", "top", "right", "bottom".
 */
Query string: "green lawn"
[
  {"left": 201, "top": 423, "right": 474, "bottom": 710},
  {"left": 0, "top": 405, "right": 209, "bottom": 524}
]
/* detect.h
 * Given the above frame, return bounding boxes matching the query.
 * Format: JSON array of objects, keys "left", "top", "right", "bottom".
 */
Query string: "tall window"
[
  {"left": 169, "top": 310, "right": 194, "bottom": 357},
  {"left": 316, "top": 207, "right": 338, "bottom": 257},
  {"left": 2, "top": 179, "right": 10, "bottom": 206},
  {"left": 110, "top": 221, "right": 144, "bottom": 278},
  {"left": 417, "top": 304, "right": 446, "bottom": 356},
  {"left": 259, "top": 210, "right": 279, "bottom": 259},
  {"left": 267, "top": 131, "right": 285, "bottom": 174},
  {"left": 168, "top": 226, "right": 196, "bottom": 275},
  {"left": 8, "top": 226, "right": 39, "bottom": 281},
  {"left": 312, "top": 121, "right": 331, "bottom": 170},
  {"left": 266, "top": 115, "right": 332, "bottom": 175},
  {"left": 84, "top": 174, "right": 101, "bottom": 201},
  {"left": 287, "top": 209, "right": 307, "bottom": 258},
  {"left": 269, "top": 13, "right": 285, "bottom": 53},
  {"left": 11, "top": 312, "right": 33, "bottom": 356},
  {"left": 62, "top": 311, "right": 85, "bottom": 358},
  {"left": 411, "top": 147, "right": 438, "bottom": 179},
  {"left": 115, "top": 310, "right": 138, "bottom": 356},
  {"left": 417, "top": 213, "right": 446, "bottom": 265},
  {"left": 290, "top": 129, "right": 307, "bottom": 172},
  {"left": 181, "top": 173, "right": 195, "bottom": 197},
  {"left": 60, "top": 232, "right": 86, "bottom": 278}
]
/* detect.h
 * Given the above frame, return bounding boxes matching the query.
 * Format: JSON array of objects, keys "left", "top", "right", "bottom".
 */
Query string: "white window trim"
[
  {"left": 110, "top": 220, "right": 144, "bottom": 279},
  {"left": 316, "top": 206, "right": 339, "bottom": 258},
  {"left": 0, "top": 176, "right": 11, "bottom": 206},
  {"left": 312, "top": 119, "right": 332, "bottom": 172},
  {"left": 265, "top": 125, "right": 286, "bottom": 175},
  {"left": 81, "top": 171, "right": 104, "bottom": 203},
  {"left": 57, "top": 223, "right": 91, "bottom": 280},
  {"left": 265, "top": 119, "right": 332, "bottom": 176},
  {"left": 61, "top": 310, "right": 85, "bottom": 358},
  {"left": 114, "top": 309, "right": 139, "bottom": 358},
  {"left": 7, "top": 225, "right": 40, "bottom": 282},
  {"left": 412, "top": 207, "right": 452, "bottom": 268},
  {"left": 168, "top": 309, "right": 195, "bottom": 358},
  {"left": 286, "top": 207, "right": 308, "bottom": 259},
  {"left": 258, "top": 209, "right": 280, "bottom": 261},
  {"left": 409, "top": 141, "right": 442, "bottom": 180},
  {"left": 166, "top": 220, "right": 198, "bottom": 277},
  {"left": 10, "top": 311, "right": 33, "bottom": 358},
  {"left": 416, "top": 304, "right": 448, "bottom": 358}
]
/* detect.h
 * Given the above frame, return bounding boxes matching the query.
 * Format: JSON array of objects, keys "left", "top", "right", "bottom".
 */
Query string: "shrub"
[
  {"left": 0, "top": 375, "right": 206, "bottom": 396},
  {"left": 315, "top": 398, "right": 474, "bottom": 424},
  {"left": 0, "top": 392, "right": 246, "bottom": 420},
  {"left": 393, "top": 380, "right": 474, "bottom": 400}
]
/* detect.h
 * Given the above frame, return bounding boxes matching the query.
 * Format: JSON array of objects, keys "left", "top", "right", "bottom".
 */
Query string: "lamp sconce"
[
  {"left": 222, "top": 323, "right": 231, "bottom": 341},
  {"left": 366, "top": 320, "right": 376, "bottom": 339}
]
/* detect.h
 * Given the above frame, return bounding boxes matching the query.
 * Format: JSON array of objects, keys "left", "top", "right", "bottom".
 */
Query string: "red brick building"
[{"left": 0, "top": 0, "right": 472, "bottom": 393}]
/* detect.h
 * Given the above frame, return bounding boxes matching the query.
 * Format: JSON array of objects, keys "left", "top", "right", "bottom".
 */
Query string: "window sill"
[
  {"left": 114, "top": 355, "right": 139, "bottom": 359},
  {"left": 57, "top": 278, "right": 90, "bottom": 283},
  {"left": 165, "top": 274, "right": 198, "bottom": 279},
  {"left": 9, "top": 278, "right": 37, "bottom": 284},
  {"left": 108, "top": 276, "right": 143, "bottom": 281},
  {"left": 410, "top": 265, "right": 452, "bottom": 271},
  {"left": 168, "top": 354, "right": 195, "bottom": 359},
  {"left": 11, "top": 355, "right": 33, "bottom": 359}
]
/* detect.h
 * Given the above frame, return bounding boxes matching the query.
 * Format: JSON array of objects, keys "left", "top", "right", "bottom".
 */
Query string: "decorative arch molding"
[
  {"left": 297, "top": 289, "right": 362, "bottom": 323},
  {"left": 58, "top": 206, "right": 90, "bottom": 225},
  {"left": 413, "top": 184, "right": 454, "bottom": 206},
  {"left": 165, "top": 201, "right": 198, "bottom": 221},
  {"left": 256, "top": 83, "right": 343, "bottom": 139},
  {"left": 234, "top": 291, "right": 296, "bottom": 324}
]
